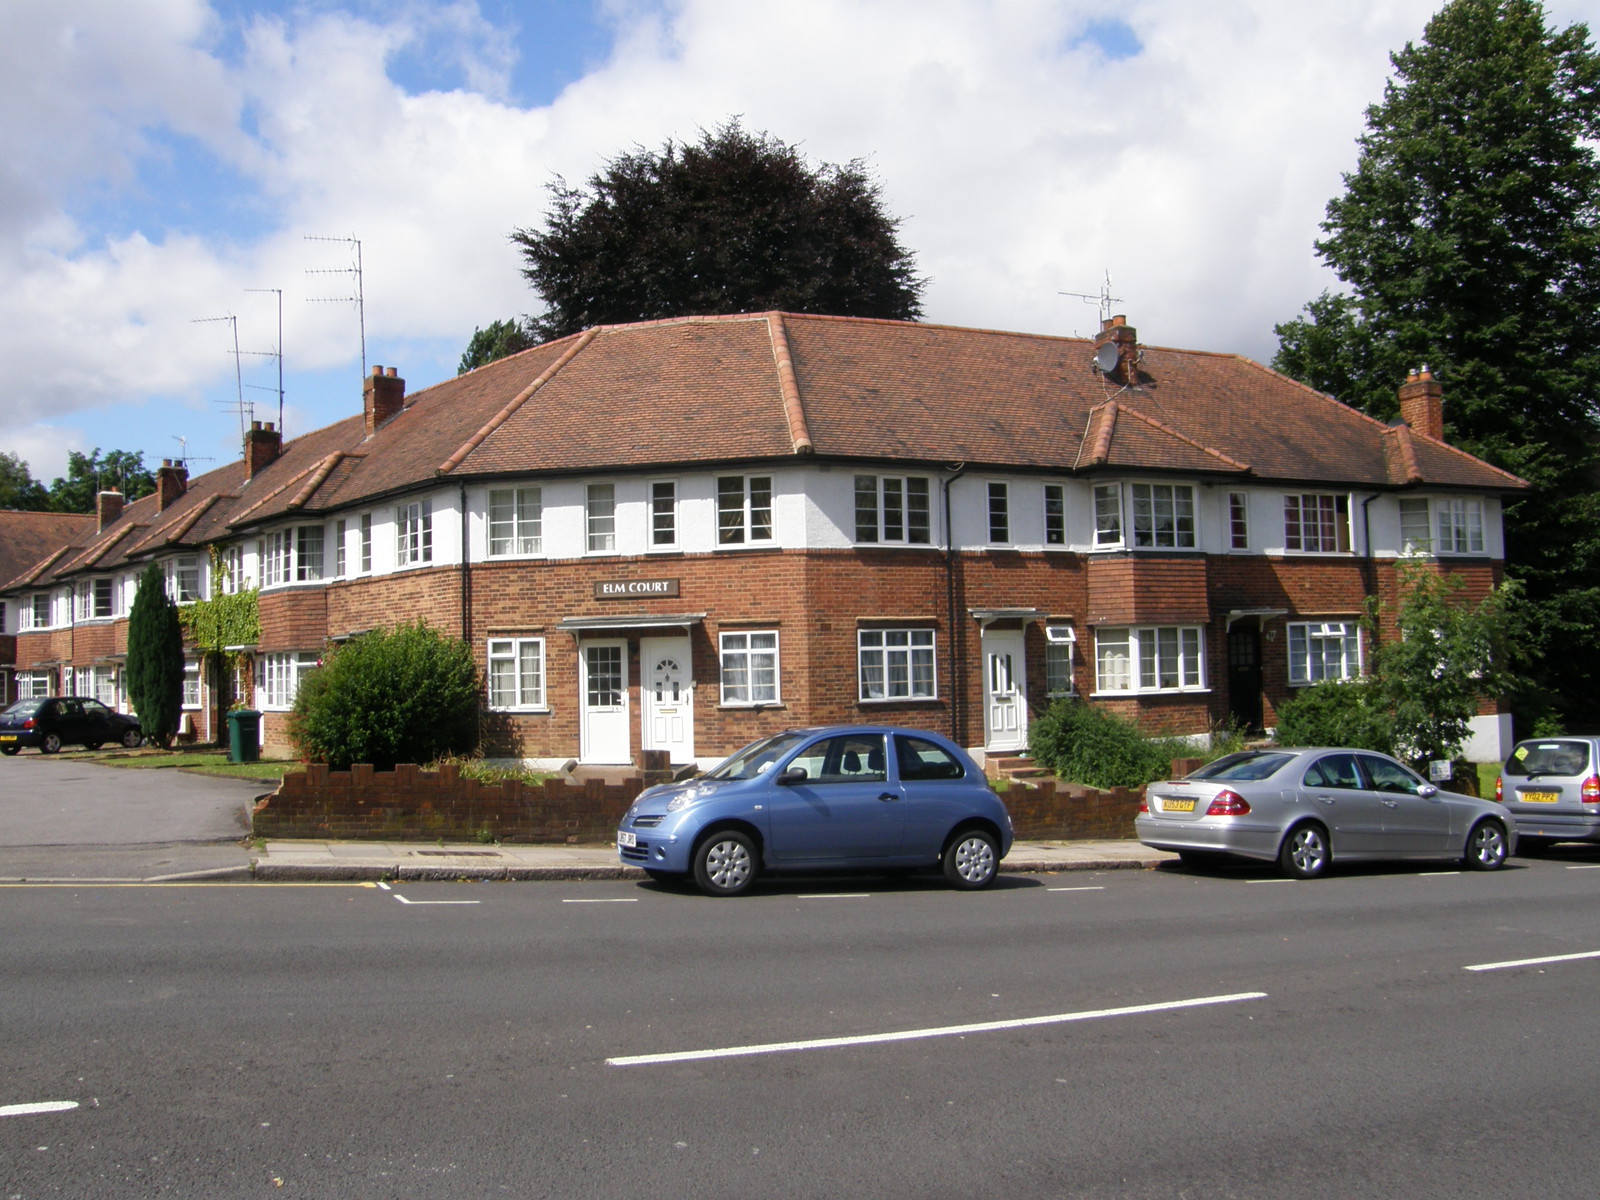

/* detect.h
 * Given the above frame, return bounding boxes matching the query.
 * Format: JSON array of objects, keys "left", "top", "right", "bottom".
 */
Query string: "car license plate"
[
  {"left": 617, "top": 831, "right": 637, "bottom": 848},
  {"left": 1520, "top": 791, "right": 1560, "bottom": 803},
  {"left": 0, "top": 734, "right": 15, "bottom": 742},
  {"left": 1162, "top": 798, "right": 1196, "bottom": 813}
]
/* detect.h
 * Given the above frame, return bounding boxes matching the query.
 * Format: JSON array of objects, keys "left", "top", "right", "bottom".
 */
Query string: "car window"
[
  {"left": 1303, "top": 753, "right": 1363, "bottom": 790},
  {"left": 895, "top": 736, "right": 965, "bottom": 781},
  {"left": 702, "top": 732, "right": 809, "bottom": 781},
  {"left": 4, "top": 699, "right": 45, "bottom": 717},
  {"left": 1358, "top": 754, "right": 1426, "bottom": 795},
  {"left": 58, "top": 698, "right": 83, "bottom": 718},
  {"left": 1505, "top": 740, "right": 1591, "bottom": 779},
  {"left": 1188, "top": 751, "right": 1295, "bottom": 782},
  {"left": 787, "top": 734, "right": 888, "bottom": 784},
  {"left": 83, "top": 700, "right": 111, "bottom": 717}
]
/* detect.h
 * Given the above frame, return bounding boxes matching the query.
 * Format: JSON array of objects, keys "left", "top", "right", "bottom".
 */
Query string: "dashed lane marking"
[
  {"left": 1048, "top": 886, "right": 1106, "bottom": 892},
  {"left": 1465, "top": 949, "right": 1600, "bottom": 973},
  {"left": 1, "top": 1102, "right": 79, "bottom": 1118}
]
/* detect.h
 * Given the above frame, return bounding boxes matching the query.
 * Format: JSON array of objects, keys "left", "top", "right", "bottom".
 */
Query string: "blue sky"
[{"left": 2, "top": 0, "right": 1589, "bottom": 490}]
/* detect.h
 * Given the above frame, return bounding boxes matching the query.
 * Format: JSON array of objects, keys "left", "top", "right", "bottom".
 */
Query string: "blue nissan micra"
[{"left": 617, "top": 725, "right": 1014, "bottom": 896}]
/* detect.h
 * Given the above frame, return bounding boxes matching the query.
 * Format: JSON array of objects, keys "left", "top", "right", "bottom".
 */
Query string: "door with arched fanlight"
[{"left": 641, "top": 636, "right": 695, "bottom": 764}]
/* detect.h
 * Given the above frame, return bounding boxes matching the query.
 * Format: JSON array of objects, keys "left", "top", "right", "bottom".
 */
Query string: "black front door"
[{"left": 1227, "top": 628, "right": 1263, "bottom": 732}]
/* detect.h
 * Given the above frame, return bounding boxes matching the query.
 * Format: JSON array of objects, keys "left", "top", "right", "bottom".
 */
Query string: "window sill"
[
  {"left": 858, "top": 696, "right": 941, "bottom": 704},
  {"left": 1089, "top": 688, "right": 1211, "bottom": 698},
  {"left": 488, "top": 706, "right": 551, "bottom": 715},
  {"left": 719, "top": 701, "right": 785, "bottom": 711}
]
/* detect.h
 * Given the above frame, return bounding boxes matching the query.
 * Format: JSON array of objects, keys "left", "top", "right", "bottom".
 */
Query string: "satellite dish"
[{"left": 1094, "top": 343, "right": 1120, "bottom": 374}]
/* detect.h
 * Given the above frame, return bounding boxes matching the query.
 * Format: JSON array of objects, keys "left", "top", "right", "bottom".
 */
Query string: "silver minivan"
[{"left": 1497, "top": 737, "right": 1600, "bottom": 852}]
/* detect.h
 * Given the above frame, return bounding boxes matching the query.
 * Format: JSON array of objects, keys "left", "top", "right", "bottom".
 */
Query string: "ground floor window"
[
  {"left": 1094, "top": 626, "right": 1205, "bottom": 694},
  {"left": 258, "top": 651, "right": 320, "bottom": 711},
  {"left": 720, "top": 631, "right": 779, "bottom": 705},
  {"left": 183, "top": 659, "right": 202, "bottom": 709},
  {"left": 1045, "top": 625, "right": 1076, "bottom": 696},
  {"left": 18, "top": 671, "right": 53, "bottom": 699},
  {"left": 1288, "top": 621, "right": 1362, "bottom": 685},
  {"left": 858, "top": 628, "right": 937, "bottom": 701},
  {"left": 487, "top": 638, "right": 546, "bottom": 709}
]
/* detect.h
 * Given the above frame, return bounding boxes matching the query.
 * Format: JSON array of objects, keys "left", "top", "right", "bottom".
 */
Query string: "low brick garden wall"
[{"left": 252, "top": 762, "right": 1149, "bottom": 844}]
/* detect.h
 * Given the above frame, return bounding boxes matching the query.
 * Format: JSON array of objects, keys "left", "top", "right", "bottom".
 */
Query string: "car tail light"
[
  {"left": 1206, "top": 789, "right": 1251, "bottom": 817},
  {"left": 22, "top": 718, "right": 35, "bottom": 731},
  {"left": 1137, "top": 796, "right": 1149, "bottom": 814},
  {"left": 1583, "top": 776, "right": 1600, "bottom": 805},
  {"left": 1494, "top": 775, "right": 1503, "bottom": 802}
]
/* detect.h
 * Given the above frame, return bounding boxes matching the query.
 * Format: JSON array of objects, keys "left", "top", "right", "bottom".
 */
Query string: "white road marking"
[
  {"left": 1565, "top": 864, "right": 1600, "bottom": 870},
  {"left": 393, "top": 895, "right": 480, "bottom": 906},
  {"left": 1246, "top": 879, "right": 1298, "bottom": 885},
  {"left": 606, "top": 991, "right": 1268, "bottom": 1067},
  {"left": 0, "top": 1102, "right": 79, "bottom": 1118},
  {"left": 1047, "top": 886, "right": 1105, "bottom": 892},
  {"left": 1465, "top": 949, "right": 1600, "bottom": 972},
  {"left": 798, "top": 893, "right": 870, "bottom": 900},
  {"left": 562, "top": 898, "right": 639, "bottom": 904},
  {"left": 377, "top": 881, "right": 392, "bottom": 891},
  {"left": 1420, "top": 871, "right": 1461, "bottom": 877}
]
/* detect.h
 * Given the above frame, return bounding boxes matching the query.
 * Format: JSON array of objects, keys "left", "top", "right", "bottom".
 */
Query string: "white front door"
[
  {"left": 983, "top": 629, "right": 1028, "bottom": 753},
  {"left": 580, "top": 641, "right": 631, "bottom": 764},
  {"left": 641, "top": 636, "right": 695, "bottom": 764}
]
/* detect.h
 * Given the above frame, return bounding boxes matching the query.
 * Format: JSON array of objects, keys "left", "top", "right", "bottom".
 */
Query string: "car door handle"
[
  {"left": 1316, "top": 795, "right": 1335, "bottom": 805},
  {"left": 1382, "top": 800, "right": 1399, "bottom": 808},
  {"left": 878, "top": 793, "right": 899, "bottom": 802}
]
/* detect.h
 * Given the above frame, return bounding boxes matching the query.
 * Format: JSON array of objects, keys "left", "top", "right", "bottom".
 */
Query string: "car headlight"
[{"left": 665, "top": 791, "right": 698, "bottom": 812}]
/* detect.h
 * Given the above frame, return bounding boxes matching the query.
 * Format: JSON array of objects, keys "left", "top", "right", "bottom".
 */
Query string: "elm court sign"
[{"left": 595, "top": 578, "right": 680, "bottom": 599}]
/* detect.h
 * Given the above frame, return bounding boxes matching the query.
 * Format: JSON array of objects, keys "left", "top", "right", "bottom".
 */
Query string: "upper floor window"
[
  {"left": 987, "top": 482, "right": 1010, "bottom": 543},
  {"left": 1093, "top": 484, "right": 1122, "bottom": 547},
  {"left": 220, "top": 545, "right": 247, "bottom": 594},
  {"left": 489, "top": 487, "right": 542, "bottom": 557},
  {"left": 1284, "top": 493, "right": 1351, "bottom": 553},
  {"left": 1228, "top": 492, "right": 1250, "bottom": 550},
  {"left": 649, "top": 481, "right": 677, "bottom": 549},
  {"left": 396, "top": 499, "right": 433, "bottom": 566},
  {"left": 854, "top": 475, "right": 930, "bottom": 545},
  {"left": 75, "top": 578, "right": 113, "bottom": 621},
  {"left": 1402, "top": 496, "right": 1484, "bottom": 556},
  {"left": 295, "top": 526, "right": 324, "bottom": 581},
  {"left": 165, "top": 556, "right": 202, "bottom": 604},
  {"left": 260, "top": 531, "right": 290, "bottom": 587},
  {"left": 719, "top": 475, "right": 773, "bottom": 545},
  {"left": 26, "top": 592, "right": 49, "bottom": 630},
  {"left": 858, "top": 628, "right": 937, "bottom": 701},
  {"left": 1288, "top": 621, "right": 1362, "bottom": 685},
  {"left": 1094, "top": 483, "right": 1196, "bottom": 549},
  {"left": 1094, "top": 625, "right": 1205, "bottom": 693},
  {"left": 359, "top": 513, "right": 373, "bottom": 573},
  {"left": 586, "top": 483, "right": 616, "bottom": 553},
  {"left": 1044, "top": 484, "right": 1066, "bottom": 546},
  {"left": 333, "top": 519, "right": 347, "bottom": 578}
]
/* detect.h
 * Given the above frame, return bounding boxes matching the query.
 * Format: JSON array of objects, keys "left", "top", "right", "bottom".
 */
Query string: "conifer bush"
[
  {"left": 125, "top": 561, "right": 185, "bottom": 747},
  {"left": 289, "top": 621, "right": 479, "bottom": 770}
]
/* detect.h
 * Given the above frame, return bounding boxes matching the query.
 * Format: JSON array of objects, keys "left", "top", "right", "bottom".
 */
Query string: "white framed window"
[
  {"left": 257, "top": 651, "right": 320, "bottom": 710},
  {"left": 333, "top": 519, "right": 347, "bottom": 578},
  {"left": 359, "top": 513, "right": 373, "bottom": 573},
  {"left": 489, "top": 487, "right": 543, "bottom": 557},
  {"left": 259, "top": 531, "right": 291, "bottom": 587},
  {"left": 295, "top": 526, "right": 324, "bottom": 581},
  {"left": 221, "top": 545, "right": 247, "bottom": 594},
  {"left": 73, "top": 667, "right": 91, "bottom": 697},
  {"left": 987, "top": 482, "right": 1010, "bottom": 543},
  {"left": 1094, "top": 626, "right": 1206, "bottom": 694},
  {"left": 1288, "top": 621, "right": 1362, "bottom": 685},
  {"left": 858, "top": 628, "right": 937, "bottom": 701},
  {"left": 718, "top": 475, "right": 774, "bottom": 545},
  {"left": 24, "top": 593, "right": 49, "bottom": 630},
  {"left": 1130, "top": 483, "right": 1196, "bottom": 549},
  {"left": 1045, "top": 625, "right": 1076, "bottom": 696},
  {"left": 1228, "top": 492, "right": 1250, "bottom": 551},
  {"left": 396, "top": 499, "right": 433, "bottom": 566},
  {"left": 1285, "top": 493, "right": 1351, "bottom": 553},
  {"left": 649, "top": 481, "right": 677, "bottom": 549},
  {"left": 95, "top": 668, "right": 117, "bottom": 708},
  {"left": 76, "top": 580, "right": 112, "bottom": 621},
  {"left": 18, "top": 670, "right": 52, "bottom": 699},
  {"left": 1093, "top": 484, "right": 1122, "bottom": 547},
  {"left": 52, "top": 589, "right": 71, "bottom": 627},
  {"left": 586, "top": 483, "right": 616, "bottom": 553},
  {"left": 487, "top": 638, "right": 546, "bottom": 710},
  {"left": 1044, "top": 484, "right": 1066, "bottom": 546},
  {"left": 720, "top": 631, "right": 780, "bottom": 705},
  {"left": 1436, "top": 498, "right": 1485, "bottom": 555},
  {"left": 164, "top": 556, "right": 202, "bottom": 604},
  {"left": 1399, "top": 498, "right": 1432, "bottom": 554},
  {"left": 182, "top": 659, "right": 202, "bottom": 709},
  {"left": 854, "top": 475, "right": 931, "bottom": 544}
]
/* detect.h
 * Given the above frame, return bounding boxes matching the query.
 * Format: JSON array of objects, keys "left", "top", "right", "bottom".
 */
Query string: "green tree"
[
  {"left": 1274, "top": 679, "right": 1396, "bottom": 755},
  {"left": 289, "top": 621, "right": 478, "bottom": 770},
  {"left": 125, "top": 561, "right": 185, "bottom": 748},
  {"left": 1273, "top": 0, "right": 1600, "bottom": 721},
  {"left": 46, "top": 449, "right": 157, "bottom": 514},
  {"left": 0, "top": 450, "right": 48, "bottom": 510},
  {"left": 458, "top": 317, "right": 538, "bottom": 374},
  {"left": 512, "top": 120, "right": 927, "bottom": 342}
]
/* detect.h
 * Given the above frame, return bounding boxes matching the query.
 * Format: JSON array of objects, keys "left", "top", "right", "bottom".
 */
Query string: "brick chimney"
[
  {"left": 364, "top": 365, "right": 405, "bottom": 436},
  {"left": 1094, "top": 314, "right": 1141, "bottom": 384},
  {"left": 1399, "top": 366, "right": 1445, "bottom": 441},
  {"left": 96, "top": 490, "right": 124, "bottom": 531},
  {"left": 156, "top": 460, "right": 189, "bottom": 511},
  {"left": 245, "top": 421, "right": 283, "bottom": 479}
]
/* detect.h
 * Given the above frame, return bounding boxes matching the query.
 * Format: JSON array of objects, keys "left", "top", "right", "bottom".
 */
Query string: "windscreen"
[
  {"left": 1186, "top": 751, "right": 1295, "bottom": 782},
  {"left": 701, "top": 731, "right": 809, "bottom": 781},
  {"left": 1504, "top": 740, "right": 1592, "bottom": 779}
]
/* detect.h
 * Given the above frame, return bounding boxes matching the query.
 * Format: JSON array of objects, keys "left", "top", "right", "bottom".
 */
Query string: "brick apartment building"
[{"left": 0, "top": 312, "right": 1524, "bottom": 766}]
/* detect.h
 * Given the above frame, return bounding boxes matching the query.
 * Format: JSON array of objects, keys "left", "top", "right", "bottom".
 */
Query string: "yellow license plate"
[
  {"left": 1162, "top": 798, "right": 1196, "bottom": 813},
  {"left": 0, "top": 734, "right": 15, "bottom": 742},
  {"left": 1520, "top": 791, "right": 1560, "bottom": 803}
]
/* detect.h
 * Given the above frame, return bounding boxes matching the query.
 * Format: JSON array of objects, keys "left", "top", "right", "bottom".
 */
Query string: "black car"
[{"left": 0, "top": 697, "right": 143, "bottom": 755}]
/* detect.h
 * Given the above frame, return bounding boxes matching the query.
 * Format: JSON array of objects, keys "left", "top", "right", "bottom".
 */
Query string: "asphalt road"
[
  {"left": 0, "top": 751, "right": 261, "bottom": 880},
  {"left": 3, "top": 852, "right": 1599, "bottom": 1198}
]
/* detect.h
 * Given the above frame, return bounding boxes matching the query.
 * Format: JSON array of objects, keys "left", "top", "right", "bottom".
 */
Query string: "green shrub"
[
  {"left": 290, "top": 620, "right": 479, "bottom": 770},
  {"left": 1273, "top": 680, "right": 1393, "bottom": 753},
  {"left": 1029, "top": 700, "right": 1176, "bottom": 790},
  {"left": 126, "top": 561, "right": 185, "bottom": 747}
]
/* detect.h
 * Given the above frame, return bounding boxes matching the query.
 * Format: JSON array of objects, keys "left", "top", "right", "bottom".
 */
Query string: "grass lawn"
[{"left": 87, "top": 747, "right": 293, "bottom": 783}]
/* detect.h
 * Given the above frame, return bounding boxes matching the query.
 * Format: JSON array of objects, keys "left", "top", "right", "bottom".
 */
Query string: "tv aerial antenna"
[
  {"left": 1059, "top": 271, "right": 1123, "bottom": 329},
  {"left": 192, "top": 313, "right": 252, "bottom": 436},
  {"left": 242, "top": 287, "right": 285, "bottom": 433},
  {"left": 305, "top": 235, "right": 366, "bottom": 381},
  {"left": 169, "top": 436, "right": 216, "bottom": 471}
]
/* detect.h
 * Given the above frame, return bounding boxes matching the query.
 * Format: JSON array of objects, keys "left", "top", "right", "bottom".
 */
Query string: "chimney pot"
[{"left": 385, "top": 366, "right": 397, "bottom": 378}]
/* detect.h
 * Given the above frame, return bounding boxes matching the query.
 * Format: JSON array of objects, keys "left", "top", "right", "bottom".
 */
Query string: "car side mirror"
[
  {"left": 777, "top": 766, "right": 809, "bottom": 785},
  {"left": 1418, "top": 784, "right": 1439, "bottom": 799}
]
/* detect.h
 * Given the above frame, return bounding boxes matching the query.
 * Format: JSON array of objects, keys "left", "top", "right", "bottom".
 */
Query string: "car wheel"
[
  {"left": 40, "top": 732, "right": 62, "bottom": 755},
  {"left": 692, "top": 830, "right": 758, "bottom": 897},
  {"left": 1, "top": 746, "right": 18, "bottom": 756},
  {"left": 1279, "top": 822, "right": 1330, "bottom": 879},
  {"left": 942, "top": 829, "right": 999, "bottom": 890},
  {"left": 1464, "top": 819, "right": 1509, "bottom": 871},
  {"left": 120, "top": 728, "right": 143, "bottom": 749}
]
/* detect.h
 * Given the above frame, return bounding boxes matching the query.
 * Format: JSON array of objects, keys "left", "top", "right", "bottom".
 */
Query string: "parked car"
[
  {"left": 0, "top": 696, "right": 144, "bottom": 755},
  {"left": 617, "top": 725, "right": 1014, "bottom": 896},
  {"left": 1496, "top": 736, "right": 1600, "bottom": 853},
  {"left": 1137, "top": 748, "right": 1514, "bottom": 878}
]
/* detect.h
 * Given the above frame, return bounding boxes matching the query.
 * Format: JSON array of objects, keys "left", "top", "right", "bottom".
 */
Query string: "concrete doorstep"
[{"left": 249, "top": 839, "right": 1174, "bottom": 882}]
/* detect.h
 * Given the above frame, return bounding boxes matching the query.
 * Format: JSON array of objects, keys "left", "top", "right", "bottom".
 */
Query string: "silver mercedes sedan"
[{"left": 1136, "top": 748, "right": 1515, "bottom": 878}]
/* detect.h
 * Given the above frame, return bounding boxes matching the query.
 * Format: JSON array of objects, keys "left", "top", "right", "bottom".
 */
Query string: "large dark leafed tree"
[
  {"left": 1274, "top": 0, "right": 1600, "bottom": 725},
  {"left": 510, "top": 121, "right": 927, "bottom": 344},
  {"left": 126, "top": 561, "right": 185, "bottom": 748}
]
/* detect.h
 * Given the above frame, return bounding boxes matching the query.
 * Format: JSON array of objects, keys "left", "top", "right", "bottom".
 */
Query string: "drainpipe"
[
  {"left": 459, "top": 483, "right": 472, "bottom": 644},
  {"left": 1359, "top": 493, "right": 1378, "bottom": 600},
  {"left": 942, "top": 463, "right": 967, "bottom": 744}
]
